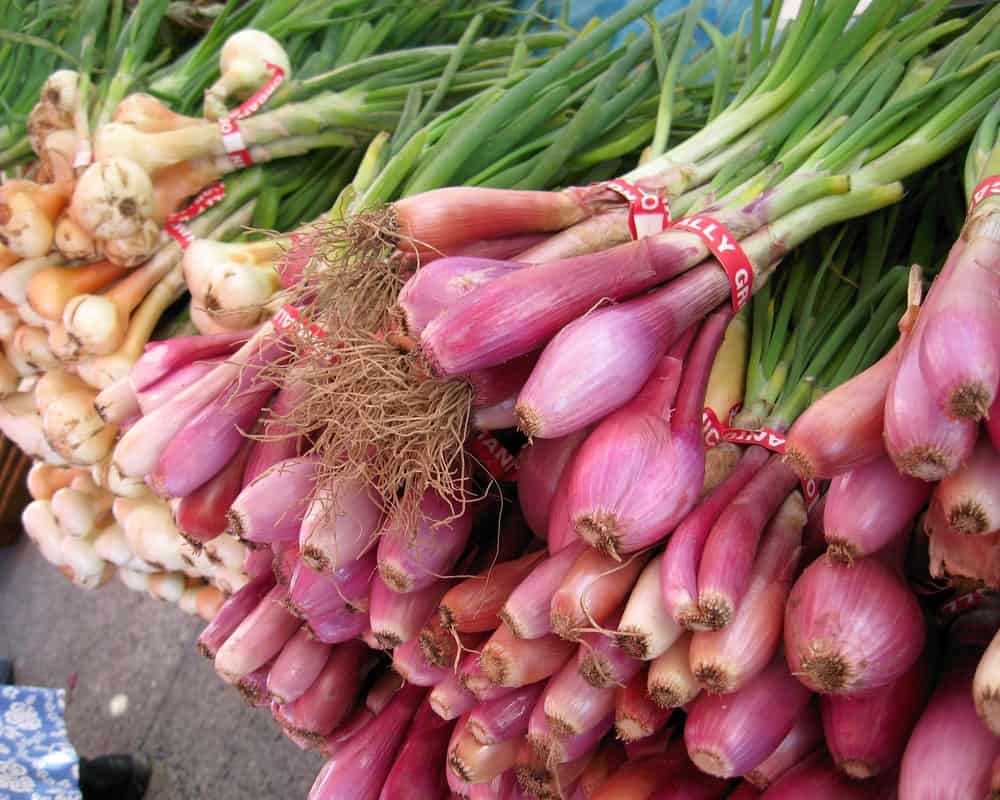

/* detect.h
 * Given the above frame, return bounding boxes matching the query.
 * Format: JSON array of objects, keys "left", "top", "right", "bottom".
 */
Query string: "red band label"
[
  {"left": 468, "top": 431, "right": 518, "bottom": 482},
  {"left": 272, "top": 304, "right": 327, "bottom": 349},
  {"left": 164, "top": 182, "right": 226, "bottom": 250},
  {"left": 969, "top": 175, "right": 1000, "bottom": 216},
  {"left": 672, "top": 215, "right": 753, "bottom": 311},
  {"left": 938, "top": 589, "right": 986, "bottom": 622},
  {"left": 702, "top": 415, "right": 818, "bottom": 508},
  {"left": 605, "top": 179, "right": 670, "bottom": 240},
  {"left": 217, "top": 62, "right": 285, "bottom": 168}
]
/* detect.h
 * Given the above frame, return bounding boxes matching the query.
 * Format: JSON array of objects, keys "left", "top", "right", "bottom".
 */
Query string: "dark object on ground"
[{"left": 80, "top": 753, "right": 153, "bottom": 800}]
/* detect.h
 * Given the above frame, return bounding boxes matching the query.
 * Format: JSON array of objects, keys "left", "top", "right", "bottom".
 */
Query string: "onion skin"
[
  {"left": 784, "top": 341, "right": 902, "bottom": 480},
  {"left": 516, "top": 428, "right": 591, "bottom": 539},
  {"left": 173, "top": 435, "right": 253, "bottom": 544},
  {"left": 899, "top": 653, "right": 1000, "bottom": 800},
  {"left": 884, "top": 299, "right": 977, "bottom": 481},
  {"left": 575, "top": 739, "right": 628, "bottom": 800},
  {"left": 577, "top": 614, "right": 643, "bottom": 690},
  {"left": 821, "top": 650, "right": 932, "bottom": 780},
  {"left": 197, "top": 574, "right": 275, "bottom": 659},
  {"left": 760, "top": 751, "right": 893, "bottom": 799},
  {"left": 467, "top": 683, "right": 544, "bottom": 745},
  {"left": 214, "top": 584, "right": 300, "bottom": 681},
  {"left": 925, "top": 496, "right": 1000, "bottom": 587},
  {"left": 527, "top": 692, "right": 611, "bottom": 765},
  {"left": 542, "top": 656, "right": 617, "bottom": 738},
  {"left": 974, "top": 626, "right": 1000, "bottom": 736},
  {"left": 439, "top": 549, "right": 545, "bottom": 634},
  {"left": 309, "top": 684, "right": 425, "bottom": 800},
  {"left": 988, "top": 395, "right": 1000, "bottom": 451},
  {"left": 550, "top": 547, "right": 648, "bottom": 641},
  {"left": 614, "top": 667, "right": 672, "bottom": 743},
  {"left": 683, "top": 653, "right": 812, "bottom": 779},
  {"left": 429, "top": 669, "right": 477, "bottom": 722},
  {"left": 617, "top": 554, "right": 683, "bottom": 661},
  {"left": 647, "top": 633, "right": 700, "bottom": 710},
  {"left": 379, "top": 700, "right": 452, "bottom": 800},
  {"left": 661, "top": 446, "right": 770, "bottom": 630},
  {"left": 784, "top": 554, "right": 925, "bottom": 695},
  {"left": 745, "top": 704, "right": 823, "bottom": 790},
  {"left": 690, "top": 493, "right": 804, "bottom": 695},
  {"left": 299, "top": 477, "right": 384, "bottom": 575},
  {"left": 266, "top": 626, "right": 332, "bottom": 706},
  {"left": 377, "top": 490, "right": 472, "bottom": 593},
  {"left": 391, "top": 636, "right": 449, "bottom": 688},
  {"left": 934, "top": 435, "right": 1000, "bottom": 536},
  {"left": 227, "top": 455, "right": 319, "bottom": 545},
  {"left": 918, "top": 230, "right": 1000, "bottom": 421},
  {"left": 823, "top": 454, "right": 930, "bottom": 564},
  {"left": 369, "top": 577, "right": 449, "bottom": 650},
  {"left": 696, "top": 454, "right": 799, "bottom": 631},
  {"left": 130, "top": 330, "right": 250, "bottom": 391},
  {"left": 480, "top": 625, "right": 575, "bottom": 688},
  {"left": 501, "top": 541, "right": 587, "bottom": 640}
]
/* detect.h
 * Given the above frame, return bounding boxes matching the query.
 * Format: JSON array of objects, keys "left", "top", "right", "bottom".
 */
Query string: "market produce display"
[{"left": 3, "top": 0, "right": 1000, "bottom": 797}]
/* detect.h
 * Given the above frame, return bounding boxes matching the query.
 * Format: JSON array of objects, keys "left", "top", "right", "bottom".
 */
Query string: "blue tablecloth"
[
  {"left": 0, "top": 686, "right": 81, "bottom": 800},
  {"left": 531, "top": 1, "right": 753, "bottom": 39}
]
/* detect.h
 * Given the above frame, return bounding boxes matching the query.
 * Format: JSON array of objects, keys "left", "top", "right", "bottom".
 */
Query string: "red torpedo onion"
[
  {"left": 459, "top": 654, "right": 516, "bottom": 704},
  {"left": 468, "top": 684, "right": 544, "bottom": 746},
  {"left": 243, "top": 383, "right": 304, "bottom": 485},
  {"left": 517, "top": 429, "right": 591, "bottom": 539},
  {"left": 935, "top": 435, "right": 1000, "bottom": 536},
  {"left": 823, "top": 454, "right": 931, "bottom": 565},
  {"left": 559, "top": 347, "right": 696, "bottom": 558},
  {"left": 392, "top": 186, "right": 615, "bottom": 260},
  {"left": 379, "top": 700, "right": 452, "bottom": 800},
  {"left": 276, "top": 641, "right": 370, "bottom": 741},
  {"left": 744, "top": 704, "right": 823, "bottom": 790},
  {"left": 134, "top": 358, "right": 221, "bottom": 415},
  {"left": 683, "top": 653, "right": 812, "bottom": 778},
  {"left": 547, "top": 468, "right": 580, "bottom": 554},
  {"left": 515, "top": 275, "right": 724, "bottom": 440},
  {"left": 577, "top": 613, "right": 643, "bottom": 690},
  {"left": 516, "top": 737, "right": 594, "bottom": 799},
  {"left": 784, "top": 342, "right": 903, "bottom": 480},
  {"left": 821, "top": 651, "right": 931, "bottom": 779},
  {"left": 115, "top": 332, "right": 282, "bottom": 478},
  {"left": 398, "top": 257, "right": 527, "bottom": 337},
  {"left": 308, "top": 683, "right": 424, "bottom": 800},
  {"left": 925, "top": 496, "right": 1000, "bottom": 586},
  {"left": 543, "top": 656, "right": 617, "bottom": 737},
  {"left": 550, "top": 548, "right": 648, "bottom": 641},
  {"left": 299, "top": 477, "right": 384, "bottom": 574},
  {"left": 197, "top": 574, "right": 275, "bottom": 658},
  {"left": 439, "top": 550, "right": 546, "bottom": 634},
  {"left": 975, "top": 626, "right": 1000, "bottom": 736},
  {"left": 690, "top": 494, "right": 805, "bottom": 694},
  {"left": 377, "top": 491, "right": 474, "bottom": 593},
  {"left": 214, "top": 584, "right": 300, "bottom": 681},
  {"left": 614, "top": 667, "right": 672, "bottom": 742},
  {"left": 575, "top": 739, "right": 628, "bottom": 800},
  {"left": 884, "top": 315, "right": 977, "bottom": 481},
  {"left": 237, "top": 661, "right": 274, "bottom": 707},
  {"left": 528, "top": 694, "right": 612, "bottom": 766},
  {"left": 418, "top": 616, "right": 484, "bottom": 669},
  {"left": 617, "top": 554, "right": 683, "bottom": 661},
  {"left": 392, "top": 636, "right": 450, "bottom": 687},
  {"left": 727, "top": 785, "right": 762, "bottom": 800},
  {"left": 227, "top": 455, "right": 319, "bottom": 544},
  {"left": 243, "top": 545, "right": 275, "bottom": 579},
  {"left": 761, "top": 752, "right": 892, "bottom": 799},
  {"left": 287, "top": 551, "right": 375, "bottom": 621},
  {"left": 661, "top": 446, "right": 771, "bottom": 630},
  {"left": 696, "top": 455, "right": 800, "bottom": 630},
  {"left": 501, "top": 541, "right": 587, "bottom": 640},
  {"left": 481, "top": 626, "right": 575, "bottom": 688},
  {"left": 370, "top": 576, "right": 449, "bottom": 650},
  {"left": 420, "top": 228, "right": 711, "bottom": 378},
  {"left": 174, "top": 435, "right": 253, "bottom": 544},
  {"left": 448, "top": 715, "right": 521, "bottom": 785},
  {"left": 918, "top": 233, "right": 1000, "bottom": 421},
  {"left": 430, "top": 667, "right": 478, "bottom": 722},
  {"left": 272, "top": 543, "right": 300, "bottom": 586},
  {"left": 784, "top": 554, "right": 925, "bottom": 695},
  {"left": 647, "top": 633, "right": 699, "bottom": 710},
  {"left": 647, "top": 769, "right": 731, "bottom": 800},
  {"left": 150, "top": 380, "right": 274, "bottom": 497},
  {"left": 129, "top": 329, "right": 249, "bottom": 391},
  {"left": 266, "top": 626, "right": 333, "bottom": 705},
  {"left": 992, "top": 752, "right": 1000, "bottom": 798}
]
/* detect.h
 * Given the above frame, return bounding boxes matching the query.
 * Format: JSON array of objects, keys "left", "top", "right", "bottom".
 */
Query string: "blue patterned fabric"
[
  {"left": 529, "top": 1, "right": 754, "bottom": 41},
  {"left": 0, "top": 686, "right": 81, "bottom": 800}
]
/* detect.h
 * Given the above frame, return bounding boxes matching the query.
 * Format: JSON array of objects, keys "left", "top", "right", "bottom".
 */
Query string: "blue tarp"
[{"left": 528, "top": 1, "right": 754, "bottom": 40}]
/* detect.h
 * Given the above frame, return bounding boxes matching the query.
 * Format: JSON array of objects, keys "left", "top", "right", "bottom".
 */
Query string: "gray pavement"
[{"left": 0, "top": 534, "right": 324, "bottom": 800}]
